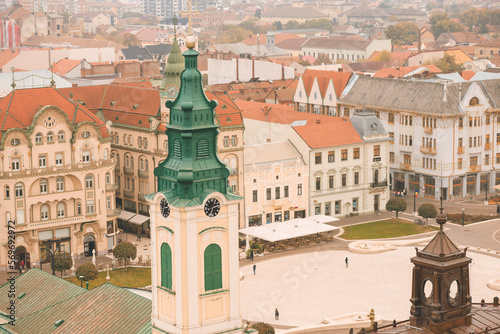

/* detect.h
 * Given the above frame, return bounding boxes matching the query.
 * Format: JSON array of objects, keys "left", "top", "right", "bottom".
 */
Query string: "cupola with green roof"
[
  {"left": 154, "top": 36, "right": 239, "bottom": 207},
  {"left": 161, "top": 16, "right": 185, "bottom": 99}
]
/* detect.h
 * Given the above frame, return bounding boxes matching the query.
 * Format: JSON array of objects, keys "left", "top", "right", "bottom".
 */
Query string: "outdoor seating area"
[{"left": 239, "top": 215, "right": 339, "bottom": 253}]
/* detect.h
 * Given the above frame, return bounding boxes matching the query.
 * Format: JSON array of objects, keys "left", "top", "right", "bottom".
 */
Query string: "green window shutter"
[
  {"left": 196, "top": 139, "right": 210, "bottom": 159},
  {"left": 204, "top": 244, "right": 222, "bottom": 291},
  {"left": 161, "top": 243, "right": 172, "bottom": 289},
  {"left": 173, "top": 139, "right": 182, "bottom": 159}
]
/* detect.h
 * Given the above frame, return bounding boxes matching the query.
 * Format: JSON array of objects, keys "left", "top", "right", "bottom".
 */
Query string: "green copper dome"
[
  {"left": 154, "top": 47, "right": 239, "bottom": 207},
  {"left": 161, "top": 37, "right": 185, "bottom": 90}
]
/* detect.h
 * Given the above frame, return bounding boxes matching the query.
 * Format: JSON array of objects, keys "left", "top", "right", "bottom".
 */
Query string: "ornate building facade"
[{"left": 0, "top": 87, "right": 118, "bottom": 271}]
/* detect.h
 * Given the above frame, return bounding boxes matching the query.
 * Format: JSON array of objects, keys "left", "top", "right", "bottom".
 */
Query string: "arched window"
[
  {"left": 145, "top": 159, "right": 149, "bottom": 171},
  {"left": 114, "top": 152, "right": 120, "bottom": 166},
  {"left": 46, "top": 131, "right": 54, "bottom": 142},
  {"left": 161, "top": 243, "right": 172, "bottom": 289},
  {"left": 105, "top": 173, "right": 111, "bottom": 184},
  {"left": 58, "top": 130, "right": 65, "bottom": 141},
  {"left": 57, "top": 202, "right": 65, "bottom": 218},
  {"left": 15, "top": 183, "right": 23, "bottom": 197},
  {"left": 5, "top": 185, "right": 10, "bottom": 199},
  {"left": 125, "top": 155, "right": 130, "bottom": 168},
  {"left": 41, "top": 204, "right": 49, "bottom": 220},
  {"left": 40, "top": 179, "right": 48, "bottom": 194},
  {"left": 140, "top": 157, "right": 145, "bottom": 171},
  {"left": 86, "top": 174, "right": 94, "bottom": 188},
  {"left": 57, "top": 177, "right": 64, "bottom": 192},
  {"left": 469, "top": 97, "right": 479, "bottom": 106},
  {"left": 204, "top": 244, "right": 222, "bottom": 291},
  {"left": 35, "top": 133, "right": 42, "bottom": 144}
]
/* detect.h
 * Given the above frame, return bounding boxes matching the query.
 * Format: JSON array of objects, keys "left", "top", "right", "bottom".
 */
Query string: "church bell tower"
[
  {"left": 148, "top": 34, "right": 245, "bottom": 334},
  {"left": 409, "top": 203, "right": 472, "bottom": 333}
]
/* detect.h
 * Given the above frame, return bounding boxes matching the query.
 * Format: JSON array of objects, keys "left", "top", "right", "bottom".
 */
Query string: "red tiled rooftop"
[
  {"left": 292, "top": 121, "right": 363, "bottom": 148},
  {"left": 51, "top": 58, "right": 81, "bottom": 76},
  {"left": 301, "top": 69, "right": 352, "bottom": 98},
  {"left": 374, "top": 65, "right": 442, "bottom": 78}
]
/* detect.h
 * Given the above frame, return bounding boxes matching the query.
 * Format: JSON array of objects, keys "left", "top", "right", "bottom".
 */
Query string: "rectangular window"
[
  {"left": 354, "top": 172, "right": 359, "bottom": 185},
  {"left": 284, "top": 185, "right": 289, "bottom": 198},
  {"left": 374, "top": 145, "right": 380, "bottom": 157},
  {"left": 388, "top": 113, "right": 394, "bottom": 124},
  {"left": 328, "top": 151, "right": 334, "bottom": 162},
  {"left": 353, "top": 148, "right": 360, "bottom": 159},
  {"left": 459, "top": 117, "right": 463, "bottom": 128},
  {"left": 83, "top": 150, "right": 90, "bottom": 163},
  {"left": 341, "top": 149, "right": 347, "bottom": 161},
  {"left": 86, "top": 200, "right": 94, "bottom": 214},
  {"left": 335, "top": 200, "right": 341, "bottom": 214},
  {"left": 459, "top": 138, "right": 463, "bottom": 147},
  {"left": 39, "top": 155, "right": 46, "bottom": 168},
  {"left": 325, "top": 202, "right": 331, "bottom": 215},
  {"left": 297, "top": 183, "right": 302, "bottom": 195},
  {"left": 315, "top": 152, "right": 322, "bottom": 164},
  {"left": 409, "top": 136, "right": 413, "bottom": 146},
  {"left": 266, "top": 188, "right": 271, "bottom": 200},
  {"left": 231, "top": 135, "right": 237, "bottom": 146},
  {"left": 470, "top": 137, "right": 473, "bottom": 147},
  {"left": 316, "top": 177, "right": 321, "bottom": 190},
  {"left": 342, "top": 174, "right": 347, "bottom": 187},
  {"left": 497, "top": 133, "right": 500, "bottom": 143},
  {"left": 389, "top": 132, "right": 394, "bottom": 142},
  {"left": 138, "top": 137, "right": 143, "bottom": 148},
  {"left": 389, "top": 152, "right": 395, "bottom": 163},
  {"left": 107, "top": 196, "right": 111, "bottom": 210},
  {"left": 252, "top": 190, "right": 258, "bottom": 202},
  {"left": 470, "top": 156, "right": 478, "bottom": 166},
  {"left": 223, "top": 136, "right": 229, "bottom": 147},
  {"left": 12, "top": 158, "right": 20, "bottom": 171},
  {"left": 329, "top": 175, "right": 334, "bottom": 189},
  {"left": 486, "top": 154, "right": 490, "bottom": 165},
  {"left": 487, "top": 116, "right": 491, "bottom": 125},
  {"left": 497, "top": 153, "right": 500, "bottom": 164},
  {"left": 275, "top": 187, "right": 280, "bottom": 199},
  {"left": 353, "top": 198, "right": 358, "bottom": 212},
  {"left": 143, "top": 138, "right": 148, "bottom": 149},
  {"left": 55, "top": 153, "right": 63, "bottom": 166}
]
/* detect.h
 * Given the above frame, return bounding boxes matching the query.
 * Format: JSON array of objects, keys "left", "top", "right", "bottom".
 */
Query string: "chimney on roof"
[
  {"left": 338, "top": 68, "right": 343, "bottom": 72},
  {"left": 267, "top": 138, "right": 271, "bottom": 143}
]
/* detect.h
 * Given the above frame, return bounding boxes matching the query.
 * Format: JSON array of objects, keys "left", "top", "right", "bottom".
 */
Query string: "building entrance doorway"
[
  {"left": 374, "top": 194, "right": 380, "bottom": 212},
  {"left": 14, "top": 246, "right": 30, "bottom": 269},
  {"left": 84, "top": 235, "right": 96, "bottom": 257}
]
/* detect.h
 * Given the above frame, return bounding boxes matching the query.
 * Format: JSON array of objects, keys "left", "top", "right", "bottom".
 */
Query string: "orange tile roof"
[
  {"left": 51, "top": 58, "right": 81, "bottom": 76},
  {"left": 0, "top": 87, "right": 109, "bottom": 138},
  {"left": 292, "top": 121, "right": 363, "bottom": 148},
  {"left": 301, "top": 69, "right": 352, "bottom": 98},
  {"left": 0, "top": 48, "right": 20, "bottom": 69},
  {"left": 59, "top": 85, "right": 160, "bottom": 129},
  {"left": 373, "top": 65, "right": 442, "bottom": 78},
  {"left": 206, "top": 92, "right": 244, "bottom": 127},
  {"left": 237, "top": 100, "right": 337, "bottom": 125},
  {"left": 461, "top": 70, "right": 475, "bottom": 81}
]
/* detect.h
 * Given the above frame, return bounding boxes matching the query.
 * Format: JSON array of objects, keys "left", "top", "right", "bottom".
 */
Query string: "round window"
[
  {"left": 82, "top": 131, "right": 91, "bottom": 139},
  {"left": 448, "top": 279, "right": 461, "bottom": 307},
  {"left": 11, "top": 138, "right": 20, "bottom": 146},
  {"left": 422, "top": 279, "right": 433, "bottom": 305}
]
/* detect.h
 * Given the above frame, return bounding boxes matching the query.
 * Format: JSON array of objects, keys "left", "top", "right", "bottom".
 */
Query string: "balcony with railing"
[
  {"left": 423, "top": 127, "right": 433, "bottom": 134},
  {"left": 124, "top": 166, "right": 134, "bottom": 175},
  {"left": 400, "top": 163, "right": 412, "bottom": 171},
  {"left": 370, "top": 180, "right": 388, "bottom": 188},
  {"left": 0, "top": 158, "right": 116, "bottom": 178},
  {"left": 106, "top": 184, "right": 119, "bottom": 192},
  {"left": 469, "top": 165, "right": 481, "bottom": 173},
  {"left": 420, "top": 146, "right": 437, "bottom": 155},
  {"left": 29, "top": 215, "right": 86, "bottom": 228},
  {"left": 457, "top": 147, "right": 465, "bottom": 154},
  {"left": 138, "top": 169, "right": 149, "bottom": 178},
  {"left": 485, "top": 142, "right": 492, "bottom": 150},
  {"left": 124, "top": 190, "right": 135, "bottom": 198}
]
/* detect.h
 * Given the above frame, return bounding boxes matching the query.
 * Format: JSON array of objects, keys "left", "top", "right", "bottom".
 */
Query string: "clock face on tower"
[
  {"left": 160, "top": 198, "right": 170, "bottom": 218},
  {"left": 165, "top": 84, "right": 179, "bottom": 98},
  {"left": 204, "top": 198, "right": 220, "bottom": 217}
]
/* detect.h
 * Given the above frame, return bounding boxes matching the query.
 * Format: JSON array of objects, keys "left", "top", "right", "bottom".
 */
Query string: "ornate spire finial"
[
  {"left": 436, "top": 196, "right": 447, "bottom": 231},
  {"left": 179, "top": 0, "right": 199, "bottom": 49},
  {"left": 172, "top": 14, "right": 178, "bottom": 37}
]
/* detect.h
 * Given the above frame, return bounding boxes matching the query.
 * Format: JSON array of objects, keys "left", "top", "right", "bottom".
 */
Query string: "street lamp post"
[
  {"left": 40, "top": 245, "right": 63, "bottom": 276},
  {"left": 79, "top": 275, "right": 84, "bottom": 287},
  {"left": 461, "top": 208, "right": 465, "bottom": 227}
]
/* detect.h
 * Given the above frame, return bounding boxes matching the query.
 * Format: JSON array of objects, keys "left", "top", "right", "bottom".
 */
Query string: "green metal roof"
[
  {"left": 5, "top": 282, "right": 151, "bottom": 334},
  {"left": 0, "top": 269, "right": 86, "bottom": 320}
]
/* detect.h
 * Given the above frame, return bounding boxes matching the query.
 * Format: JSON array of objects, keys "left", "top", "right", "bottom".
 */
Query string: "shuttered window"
[
  {"left": 204, "top": 244, "right": 222, "bottom": 291},
  {"left": 161, "top": 243, "right": 172, "bottom": 289},
  {"left": 197, "top": 139, "right": 210, "bottom": 159}
]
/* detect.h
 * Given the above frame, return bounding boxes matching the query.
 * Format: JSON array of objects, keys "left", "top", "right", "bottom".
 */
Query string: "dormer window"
[
  {"left": 11, "top": 138, "right": 20, "bottom": 146},
  {"left": 469, "top": 97, "right": 479, "bottom": 106}
]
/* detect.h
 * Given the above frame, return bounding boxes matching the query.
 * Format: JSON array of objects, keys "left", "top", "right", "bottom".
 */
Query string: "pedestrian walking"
[
  {"left": 137, "top": 233, "right": 142, "bottom": 242},
  {"left": 345, "top": 257, "right": 348, "bottom": 268},
  {"left": 404, "top": 188, "right": 408, "bottom": 196},
  {"left": 251, "top": 250, "right": 254, "bottom": 261},
  {"left": 497, "top": 203, "right": 500, "bottom": 215},
  {"left": 20, "top": 260, "right": 24, "bottom": 271},
  {"left": 253, "top": 264, "right": 256, "bottom": 275},
  {"left": 275, "top": 308, "right": 279, "bottom": 320}
]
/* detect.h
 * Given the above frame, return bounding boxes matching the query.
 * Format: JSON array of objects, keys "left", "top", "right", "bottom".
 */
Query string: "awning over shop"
[
  {"left": 239, "top": 216, "right": 339, "bottom": 242},
  {"left": 117, "top": 211, "right": 136, "bottom": 221},
  {"left": 129, "top": 214, "right": 150, "bottom": 225}
]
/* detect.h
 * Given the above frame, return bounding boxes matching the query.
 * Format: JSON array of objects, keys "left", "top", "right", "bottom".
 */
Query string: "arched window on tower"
[
  {"left": 161, "top": 243, "right": 172, "bottom": 290},
  {"left": 204, "top": 244, "right": 222, "bottom": 291}
]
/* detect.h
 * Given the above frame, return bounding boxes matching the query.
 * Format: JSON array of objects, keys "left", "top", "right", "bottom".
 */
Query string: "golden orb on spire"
[{"left": 186, "top": 35, "right": 196, "bottom": 49}]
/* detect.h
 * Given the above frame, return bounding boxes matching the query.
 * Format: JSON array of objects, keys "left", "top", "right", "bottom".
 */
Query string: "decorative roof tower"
[
  {"left": 161, "top": 15, "right": 184, "bottom": 99},
  {"left": 409, "top": 199, "right": 472, "bottom": 333},
  {"left": 154, "top": 32, "right": 238, "bottom": 207}
]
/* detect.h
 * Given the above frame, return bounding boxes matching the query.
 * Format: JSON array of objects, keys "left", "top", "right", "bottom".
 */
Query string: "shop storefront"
[
  {"left": 39, "top": 228, "right": 71, "bottom": 263},
  {"left": 248, "top": 215, "right": 262, "bottom": 227}
]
